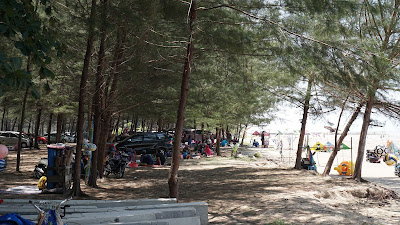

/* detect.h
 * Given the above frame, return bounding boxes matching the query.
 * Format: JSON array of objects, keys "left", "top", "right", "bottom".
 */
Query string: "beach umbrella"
[
  {"left": 310, "top": 142, "right": 324, "bottom": 151},
  {"left": 324, "top": 142, "right": 334, "bottom": 151},
  {"left": 252, "top": 131, "right": 260, "bottom": 136},
  {"left": 340, "top": 143, "right": 351, "bottom": 150}
]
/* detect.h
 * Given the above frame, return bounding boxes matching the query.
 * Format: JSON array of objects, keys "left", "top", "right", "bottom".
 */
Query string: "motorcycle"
[
  {"left": 33, "top": 155, "right": 88, "bottom": 179},
  {"left": 103, "top": 151, "right": 130, "bottom": 178},
  {"left": 34, "top": 158, "right": 48, "bottom": 179}
]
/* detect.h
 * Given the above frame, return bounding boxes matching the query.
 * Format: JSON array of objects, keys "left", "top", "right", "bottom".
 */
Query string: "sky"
[{"left": 252, "top": 103, "right": 400, "bottom": 135}]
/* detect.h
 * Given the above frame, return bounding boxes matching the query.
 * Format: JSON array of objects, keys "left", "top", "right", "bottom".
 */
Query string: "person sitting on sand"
[
  {"left": 182, "top": 150, "right": 192, "bottom": 159},
  {"left": 154, "top": 149, "right": 166, "bottom": 165},
  {"left": 204, "top": 145, "right": 212, "bottom": 156},
  {"left": 253, "top": 139, "right": 259, "bottom": 147},
  {"left": 139, "top": 150, "right": 154, "bottom": 166},
  {"left": 221, "top": 139, "right": 228, "bottom": 147}
]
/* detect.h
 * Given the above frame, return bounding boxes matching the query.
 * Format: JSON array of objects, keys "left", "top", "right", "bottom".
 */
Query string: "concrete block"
[
  {"left": 62, "top": 207, "right": 196, "bottom": 224},
  {"left": 85, "top": 216, "right": 201, "bottom": 225}
]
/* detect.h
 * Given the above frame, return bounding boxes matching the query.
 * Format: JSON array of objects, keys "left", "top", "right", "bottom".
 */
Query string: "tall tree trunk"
[
  {"left": 97, "top": 24, "right": 126, "bottom": 178},
  {"left": 90, "top": 0, "right": 107, "bottom": 187},
  {"left": 352, "top": 90, "right": 376, "bottom": 181},
  {"left": 16, "top": 87, "right": 29, "bottom": 172},
  {"left": 157, "top": 118, "right": 162, "bottom": 132},
  {"left": 72, "top": 0, "right": 97, "bottom": 197},
  {"left": 216, "top": 125, "right": 221, "bottom": 156},
  {"left": 130, "top": 117, "right": 134, "bottom": 132},
  {"left": 34, "top": 107, "right": 42, "bottom": 149},
  {"left": 61, "top": 118, "right": 66, "bottom": 134},
  {"left": 149, "top": 120, "right": 154, "bottom": 132},
  {"left": 27, "top": 116, "right": 32, "bottom": 134},
  {"left": 168, "top": 1, "right": 197, "bottom": 200},
  {"left": 240, "top": 123, "right": 247, "bottom": 146},
  {"left": 201, "top": 122, "right": 205, "bottom": 143},
  {"left": 114, "top": 114, "right": 120, "bottom": 133},
  {"left": 40, "top": 121, "right": 44, "bottom": 136},
  {"left": 134, "top": 117, "right": 138, "bottom": 134},
  {"left": 141, "top": 119, "right": 145, "bottom": 132},
  {"left": 56, "top": 113, "right": 63, "bottom": 143},
  {"left": 47, "top": 113, "right": 53, "bottom": 143},
  {"left": 12, "top": 117, "right": 18, "bottom": 131},
  {"left": 323, "top": 102, "right": 363, "bottom": 176},
  {"left": 1, "top": 98, "right": 6, "bottom": 131},
  {"left": 294, "top": 78, "right": 313, "bottom": 169},
  {"left": 71, "top": 119, "right": 75, "bottom": 134}
]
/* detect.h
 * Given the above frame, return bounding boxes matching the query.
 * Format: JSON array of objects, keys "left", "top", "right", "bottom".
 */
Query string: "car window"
[
  {"left": 0, "top": 133, "right": 7, "bottom": 137},
  {"left": 129, "top": 135, "right": 143, "bottom": 142},
  {"left": 10, "top": 133, "right": 18, "bottom": 138},
  {"left": 155, "top": 133, "right": 166, "bottom": 140},
  {"left": 143, "top": 133, "right": 156, "bottom": 141}
]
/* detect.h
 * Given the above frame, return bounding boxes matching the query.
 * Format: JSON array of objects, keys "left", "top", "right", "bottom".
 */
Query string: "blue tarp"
[{"left": 0, "top": 213, "right": 35, "bottom": 225}]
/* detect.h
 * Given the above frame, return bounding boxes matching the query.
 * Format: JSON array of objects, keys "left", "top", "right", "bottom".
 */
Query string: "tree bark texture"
[
  {"left": 27, "top": 117, "right": 31, "bottom": 134},
  {"left": 240, "top": 124, "right": 247, "bottom": 146},
  {"left": 201, "top": 123, "right": 205, "bottom": 143},
  {"left": 352, "top": 90, "right": 375, "bottom": 181},
  {"left": 72, "top": 0, "right": 97, "bottom": 197},
  {"left": 12, "top": 117, "right": 17, "bottom": 131},
  {"left": 1, "top": 99, "right": 6, "bottom": 131},
  {"left": 168, "top": 0, "right": 197, "bottom": 200},
  {"left": 96, "top": 25, "right": 126, "bottom": 177},
  {"left": 34, "top": 107, "right": 42, "bottom": 149},
  {"left": 216, "top": 125, "right": 221, "bottom": 156},
  {"left": 47, "top": 113, "right": 53, "bottom": 143},
  {"left": 322, "top": 103, "right": 363, "bottom": 176},
  {"left": 56, "top": 113, "right": 63, "bottom": 143},
  {"left": 295, "top": 78, "right": 313, "bottom": 169},
  {"left": 89, "top": 0, "right": 107, "bottom": 187},
  {"left": 16, "top": 87, "right": 29, "bottom": 172}
]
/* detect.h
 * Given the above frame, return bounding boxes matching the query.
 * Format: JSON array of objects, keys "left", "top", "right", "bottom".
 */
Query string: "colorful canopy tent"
[
  {"left": 324, "top": 142, "right": 334, "bottom": 152},
  {"left": 386, "top": 141, "right": 399, "bottom": 155},
  {"left": 252, "top": 131, "right": 260, "bottom": 136},
  {"left": 310, "top": 142, "right": 324, "bottom": 151},
  {"left": 340, "top": 143, "right": 351, "bottom": 150}
]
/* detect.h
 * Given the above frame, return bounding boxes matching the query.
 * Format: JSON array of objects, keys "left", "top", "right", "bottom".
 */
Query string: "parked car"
[
  {"left": 182, "top": 129, "right": 213, "bottom": 142},
  {"left": 44, "top": 133, "right": 75, "bottom": 144},
  {"left": 36, "top": 136, "right": 48, "bottom": 144},
  {"left": 0, "top": 131, "right": 31, "bottom": 148},
  {"left": 26, "top": 133, "right": 47, "bottom": 144},
  {"left": 115, "top": 132, "right": 172, "bottom": 155},
  {"left": 62, "top": 134, "right": 75, "bottom": 143}
]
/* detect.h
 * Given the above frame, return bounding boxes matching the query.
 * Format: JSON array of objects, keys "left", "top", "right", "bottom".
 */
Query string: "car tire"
[{"left": 21, "top": 142, "right": 27, "bottom": 148}]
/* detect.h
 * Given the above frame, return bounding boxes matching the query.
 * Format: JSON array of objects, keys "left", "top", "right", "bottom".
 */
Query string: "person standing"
[{"left": 261, "top": 131, "right": 265, "bottom": 148}]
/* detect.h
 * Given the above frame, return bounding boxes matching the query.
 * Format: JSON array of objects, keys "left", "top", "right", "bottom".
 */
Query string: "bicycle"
[{"left": 29, "top": 197, "right": 72, "bottom": 225}]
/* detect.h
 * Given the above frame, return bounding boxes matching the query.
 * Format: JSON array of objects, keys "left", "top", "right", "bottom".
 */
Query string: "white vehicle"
[{"left": 0, "top": 131, "right": 31, "bottom": 148}]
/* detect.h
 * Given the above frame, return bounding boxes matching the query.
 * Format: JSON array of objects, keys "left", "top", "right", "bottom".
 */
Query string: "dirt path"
[{"left": 1, "top": 146, "right": 400, "bottom": 224}]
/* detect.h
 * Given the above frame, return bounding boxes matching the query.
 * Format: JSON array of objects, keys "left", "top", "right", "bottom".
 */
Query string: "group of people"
[
  {"left": 107, "top": 144, "right": 166, "bottom": 167},
  {"left": 138, "top": 149, "right": 166, "bottom": 166},
  {"left": 253, "top": 131, "right": 269, "bottom": 148}
]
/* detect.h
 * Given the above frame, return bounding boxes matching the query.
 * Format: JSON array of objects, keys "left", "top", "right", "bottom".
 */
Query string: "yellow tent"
[{"left": 310, "top": 142, "right": 324, "bottom": 151}]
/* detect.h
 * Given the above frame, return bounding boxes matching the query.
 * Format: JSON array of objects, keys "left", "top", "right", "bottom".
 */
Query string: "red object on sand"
[
  {"left": 252, "top": 131, "right": 260, "bottom": 136},
  {"left": 128, "top": 161, "right": 138, "bottom": 168},
  {"left": 204, "top": 145, "right": 212, "bottom": 156}
]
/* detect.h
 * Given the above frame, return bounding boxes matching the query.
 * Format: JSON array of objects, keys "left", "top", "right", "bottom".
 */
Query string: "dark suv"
[{"left": 114, "top": 132, "right": 172, "bottom": 155}]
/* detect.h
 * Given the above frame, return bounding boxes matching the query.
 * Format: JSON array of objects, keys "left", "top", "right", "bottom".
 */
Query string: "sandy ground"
[{"left": 1, "top": 145, "right": 400, "bottom": 224}]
